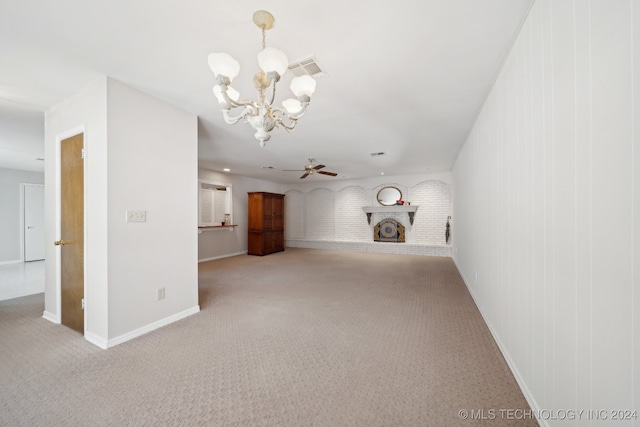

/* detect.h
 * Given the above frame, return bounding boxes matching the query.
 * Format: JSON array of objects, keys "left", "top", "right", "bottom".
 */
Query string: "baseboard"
[
  {"left": 42, "top": 311, "right": 60, "bottom": 323},
  {"left": 105, "top": 305, "right": 200, "bottom": 348},
  {"left": 285, "top": 239, "right": 452, "bottom": 257},
  {"left": 85, "top": 331, "right": 108, "bottom": 349},
  {"left": 0, "top": 259, "right": 22, "bottom": 266},
  {"left": 198, "top": 251, "right": 246, "bottom": 263},
  {"left": 452, "top": 257, "right": 547, "bottom": 427}
]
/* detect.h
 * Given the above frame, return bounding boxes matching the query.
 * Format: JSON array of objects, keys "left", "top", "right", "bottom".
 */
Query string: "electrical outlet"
[
  {"left": 157, "top": 287, "right": 165, "bottom": 300},
  {"left": 126, "top": 210, "right": 146, "bottom": 223}
]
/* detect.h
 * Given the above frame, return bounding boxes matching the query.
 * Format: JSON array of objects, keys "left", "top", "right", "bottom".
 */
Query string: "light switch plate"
[{"left": 126, "top": 210, "right": 146, "bottom": 223}]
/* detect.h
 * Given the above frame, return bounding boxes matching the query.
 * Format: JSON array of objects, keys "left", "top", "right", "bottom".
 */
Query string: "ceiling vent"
[
  {"left": 369, "top": 152, "right": 386, "bottom": 157},
  {"left": 261, "top": 166, "right": 275, "bottom": 169},
  {"left": 288, "top": 56, "right": 327, "bottom": 78}
]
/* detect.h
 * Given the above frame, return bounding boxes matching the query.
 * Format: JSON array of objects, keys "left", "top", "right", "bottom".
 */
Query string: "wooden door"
[
  {"left": 24, "top": 184, "right": 45, "bottom": 261},
  {"left": 59, "top": 134, "right": 84, "bottom": 334}
]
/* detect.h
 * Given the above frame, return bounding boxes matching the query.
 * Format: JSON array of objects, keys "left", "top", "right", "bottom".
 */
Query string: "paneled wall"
[{"left": 452, "top": 0, "right": 639, "bottom": 424}]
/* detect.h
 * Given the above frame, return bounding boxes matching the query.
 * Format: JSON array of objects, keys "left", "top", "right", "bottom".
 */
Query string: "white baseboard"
[
  {"left": 0, "top": 259, "right": 22, "bottom": 266},
  {"left": 198, "top": 251, "right": 246, "bottom": 263},
  {"left": 104, "top": 305, "right": 200, "bottom": 349},
  {"left": 42, "top": 311, "right": 60, "bottom": 323},
  {"left": 451, "top": 257, "right": 546, "bottom": 427},
  {"left": 85, "top": 331, "right": 108, "bottom": 349},
  {"left": 285, "top": 239, "right": 452, "bottom": 257}
]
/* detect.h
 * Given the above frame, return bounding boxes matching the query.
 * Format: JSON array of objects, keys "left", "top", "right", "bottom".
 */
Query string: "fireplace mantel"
[{"left": 362, "top": 205, "right": 418, "bottom": 225}]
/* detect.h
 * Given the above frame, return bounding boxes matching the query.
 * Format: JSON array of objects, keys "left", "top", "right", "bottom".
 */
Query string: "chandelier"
[{"left": 208, "top": 10, "right": 317, "bottom": 148}]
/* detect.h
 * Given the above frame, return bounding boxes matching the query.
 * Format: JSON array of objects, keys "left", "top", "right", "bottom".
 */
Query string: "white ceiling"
[{"left": 0, "top": 0, "right": 532, "bottom": 182}]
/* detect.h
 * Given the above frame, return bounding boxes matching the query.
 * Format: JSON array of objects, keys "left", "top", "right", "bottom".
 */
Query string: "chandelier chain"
[{"left": 262, "top": 27, "right": 266, "bottom": 49}]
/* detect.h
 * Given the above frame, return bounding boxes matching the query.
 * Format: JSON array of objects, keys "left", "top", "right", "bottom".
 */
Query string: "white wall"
[
  {"left": 452, "top": 0, "right": 639, "bottom": 425},
  {"left": 44, "top": 77, "right": 109, "bottom": 337},
  {"left": 0, "top": 167, "right": 44, "bottom": 263},
  {"left": 106, "top": 79, "right": 199, "bottom": 341},
  {"left": 197, "top": 168, "right": 281, "bottom": 261},
  {"left": 44, "top": 77, "right": 199, "bottom": 347}
]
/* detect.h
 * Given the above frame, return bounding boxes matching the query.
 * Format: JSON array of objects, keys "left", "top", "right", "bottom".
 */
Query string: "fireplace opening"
[{"left": 374, "top": 218, "right": 405, "bottom": 243}]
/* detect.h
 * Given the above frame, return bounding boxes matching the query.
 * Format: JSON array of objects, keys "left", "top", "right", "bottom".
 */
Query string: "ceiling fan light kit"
[{"left": 208, "top": 10, "right": 317, "bottom": 148}]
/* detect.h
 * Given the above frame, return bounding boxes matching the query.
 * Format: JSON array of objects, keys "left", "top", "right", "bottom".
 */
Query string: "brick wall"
[
  {"left": 306, "top": 188, "right": 335, "bottom": 240},
  {"left": 284, "top": 180, "right": 452, "bottom": 257},
  {"left": 335, "top": 186, "right": 369, "bottom": 241}
]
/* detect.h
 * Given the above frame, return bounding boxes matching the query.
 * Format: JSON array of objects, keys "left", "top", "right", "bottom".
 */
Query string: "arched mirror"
[{"left": 376, "top": 186, "right": 402, "bottom": 206}]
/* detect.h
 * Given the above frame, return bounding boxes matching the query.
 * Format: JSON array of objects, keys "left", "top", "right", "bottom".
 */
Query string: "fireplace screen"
[{"left": 374, "top": 218, "right": 405, "bottom": 243}]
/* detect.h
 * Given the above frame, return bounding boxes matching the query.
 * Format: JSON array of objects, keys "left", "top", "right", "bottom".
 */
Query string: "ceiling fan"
[{"left": 284, "top": 158, "right": 338, "bottom": 179}]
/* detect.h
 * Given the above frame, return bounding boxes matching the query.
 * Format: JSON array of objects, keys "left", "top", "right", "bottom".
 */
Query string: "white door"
[{"left": 24, "top": 184, "right": 45, "bottom": 261}]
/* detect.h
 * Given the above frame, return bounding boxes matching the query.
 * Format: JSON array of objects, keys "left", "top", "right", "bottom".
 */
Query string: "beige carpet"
[{"left": 0, "top": 248, "right": 536, "bottom": 426}]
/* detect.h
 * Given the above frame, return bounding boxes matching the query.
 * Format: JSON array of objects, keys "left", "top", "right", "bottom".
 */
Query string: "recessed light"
[
  {"left": 380, "top": 172, "right": 385, "bottom": 175},
  {"left": 223, "top": 168, "right": 230, "bottom": 172}
]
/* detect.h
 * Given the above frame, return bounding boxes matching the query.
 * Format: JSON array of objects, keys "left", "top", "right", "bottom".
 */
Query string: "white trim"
[
  {"left": 285, "top": 239, "right": 451, "bottom": 257},
  {"left": 451, "top": 256, "right": 546, "bottom": 427},
  {"left": 198, "top": 251, "right": 246, "bottom": 263},
  {"left": 0, "top": 259, "right": 22, "bottom": 266},
  {"left": 85, "top": 331, "right": 108, "bottom": 349},
  {"left": 19, "top": 184, "right": 24, "bottom": 262},
  {"left": 104, "top": 305, "right": 200, "bottom": 349},
  {"left": 42, "top": 310, "right": 60, "bottom": 323}
]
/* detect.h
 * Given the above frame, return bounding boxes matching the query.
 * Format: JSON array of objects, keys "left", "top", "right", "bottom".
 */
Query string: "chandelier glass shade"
[{"left": 208, "top": 11, "right": 317, "bottom": 147}]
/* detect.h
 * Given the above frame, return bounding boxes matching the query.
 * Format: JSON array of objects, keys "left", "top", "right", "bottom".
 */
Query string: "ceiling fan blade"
[
  {"left": 318, "top": 171, "right": 338, "bottom": 177},
  {"left": 313, "top": 164, "right": 325, "bottom": 170},
  {"left": 300, "top": 172, "right": 310, "bottom": 179}
]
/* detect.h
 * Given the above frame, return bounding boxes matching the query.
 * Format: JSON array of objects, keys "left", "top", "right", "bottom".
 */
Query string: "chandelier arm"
[
  {"left": 218, "top": 87, "right": 256, "bottom": 110},
  {"left": 226, "top": 97, "right": 255, "bottom": 110},
  {"left": 270, "top": 107, "right": 306, "bottom": 132},
  {"left": 222, "top": 107, "right": 253, "bottom": 125},
  {"left": 265, "top": 72, "right": 280, "bottom": 106},
  {"left": 273, "top": 101, "right": 310, "bottom": 121}
]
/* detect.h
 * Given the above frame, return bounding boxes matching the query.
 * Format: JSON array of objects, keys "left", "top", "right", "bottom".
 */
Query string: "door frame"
[{"left": 55, "top": 125, "right": 87, "bottom": 333}]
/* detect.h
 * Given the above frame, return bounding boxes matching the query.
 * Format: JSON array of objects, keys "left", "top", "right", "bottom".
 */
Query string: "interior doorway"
[{"left": 23, "top": 184, "right": 45, "bottom": 262}]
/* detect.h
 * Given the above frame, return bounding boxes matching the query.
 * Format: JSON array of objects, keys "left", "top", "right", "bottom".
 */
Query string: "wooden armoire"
[{"left": 247, "top": 192, "right": 285, "bottom": 256}]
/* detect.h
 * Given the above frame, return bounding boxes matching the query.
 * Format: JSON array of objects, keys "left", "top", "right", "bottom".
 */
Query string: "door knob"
[{"left": 54, "top": 240, "right": 70, "bottom": 246}]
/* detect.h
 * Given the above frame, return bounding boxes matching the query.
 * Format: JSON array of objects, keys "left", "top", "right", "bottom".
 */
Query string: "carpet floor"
[{"left": 0, "top": 248, "right": 536, "bottom": 426}]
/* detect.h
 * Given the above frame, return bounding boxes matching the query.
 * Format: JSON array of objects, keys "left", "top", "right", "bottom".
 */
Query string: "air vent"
[
  {"left": 369, "top": 152, "right": 386, "bottom": 157},
  {"left": 261, "top": 166, "right": 275, "bottom": 169},
  {"left": 288, "top": 56, "right": 326, "bottom": 78}
]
